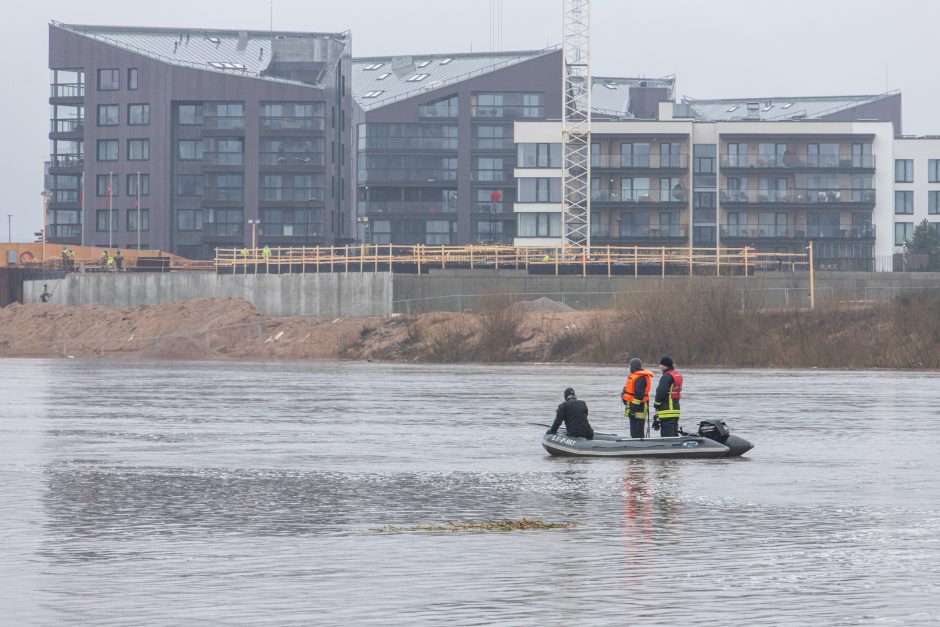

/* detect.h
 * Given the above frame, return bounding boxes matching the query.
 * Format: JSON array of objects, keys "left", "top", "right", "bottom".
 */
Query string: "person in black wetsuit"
[{"left": 547, "top": 387, "right": 594, "bottom": 440}]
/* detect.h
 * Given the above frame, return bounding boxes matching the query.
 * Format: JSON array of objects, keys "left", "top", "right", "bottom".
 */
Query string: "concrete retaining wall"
[{"left": 24, "top": 273, "right": 393, "bottom": 317}]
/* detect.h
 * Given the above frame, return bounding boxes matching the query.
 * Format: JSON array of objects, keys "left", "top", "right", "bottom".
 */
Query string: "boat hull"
[{"left": 542, "top": 431, "right": 753, "bottom": 459}]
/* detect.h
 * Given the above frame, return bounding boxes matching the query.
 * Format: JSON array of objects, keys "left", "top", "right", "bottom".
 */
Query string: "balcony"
[
  {"left": 592, "top": 154, "right": 689, "bottom": 170},
  {"left": 471, "top": 106, "right": 543, "bottom": 119},
  {"left": 50, "top": 119, "right": 85, "bottom": 135},
  {"left": 473, "top": 201, "right": 512, "bottom": 214},
  {"left": 720, "top": 188, "right": 876, "bottom": 205},
  {"left": 472, "top": 170, "right": 510, "bottom": 182},
  {"left": 360, "top": 137, "right": 458, "bottom": 151},
  {"left": 591, "top": 190, "right": 689, "bottom": 205},
  {"left": 49, "top": 154, "right": 84, "bottom": 169},
  {"left": 592, "top": 225, "right": 690, "bottom": 240},
  {"left": 358, "top": 169, "right": 458, "bottom": 183},
  {"left": 418, "top": 104, "right": 458, "bottom": 118},
  {"left": 260, "top": 153, "right": 326, "bottom": 167},
  {"left": 260, "top": 117, "right": 325, "bottom": 131},
  {"left": 721, "top": 225, "right": 876, "bottom": 240},
  {"left": 360, "top": 200, "right": 458, "bottom": 215},
  {"left": 720, "top": 154, "right": 876, "bottom": 170},
  {"left": 472, "top": 138, "right": 515, "bottom": 151},
  {"left": 50, "top": 83, "right": 84, "bottom": 99}
]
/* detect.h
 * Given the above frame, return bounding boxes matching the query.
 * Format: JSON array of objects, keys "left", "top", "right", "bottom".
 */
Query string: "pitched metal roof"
[
  {"left": 352, "top": 48, "right": 558, "bottom": 111},
  {"left": 52, "top": 22, "right": 349, "bottom": 87},
  {"left": 591, "top": 76, "right": 675, "bottom": 118},
  {"left": 683, "top": 92, "right": 898, "bottom": 122}
]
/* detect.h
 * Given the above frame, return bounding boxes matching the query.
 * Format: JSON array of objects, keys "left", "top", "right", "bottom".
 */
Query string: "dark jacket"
[
  {"left": 549, "top": 397, "right": 594, "bottom": 439},
  {"left": 654, "top": 370, "right": 680, "bottom": 412}
]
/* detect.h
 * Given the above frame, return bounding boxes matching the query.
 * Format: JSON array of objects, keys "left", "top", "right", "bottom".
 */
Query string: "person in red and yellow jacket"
[
  {"left": 653, "top": 356, "right": 683, "bottom": 437},
  {"left": 622, "top": 358, "right": 654, "bottom": 438}
]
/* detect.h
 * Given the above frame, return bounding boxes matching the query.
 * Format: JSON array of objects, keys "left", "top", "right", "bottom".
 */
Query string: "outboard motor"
[
  {"left": 698, "top": 419, "right": 730, "bottom": 444},
  {"left": 699, "top": 419, "right": 754, "bottom": 457}
]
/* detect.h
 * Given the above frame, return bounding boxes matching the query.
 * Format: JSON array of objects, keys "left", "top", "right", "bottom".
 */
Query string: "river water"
[{"left": 1, "top": 359, "right": 938, "bottom": 626}]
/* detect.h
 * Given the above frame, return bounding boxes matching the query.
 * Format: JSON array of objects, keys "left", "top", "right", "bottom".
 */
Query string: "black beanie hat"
[
  {"left": 660, "top": 356, "right": 674, "bottom": 369},
  {"left": 564, "top": 387, "right": 576, "bottom": 400}
]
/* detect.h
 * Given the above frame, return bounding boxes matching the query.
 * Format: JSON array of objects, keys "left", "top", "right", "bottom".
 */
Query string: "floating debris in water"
[{"left": 370, "top": 518, "right": 580, "bottom": 534}]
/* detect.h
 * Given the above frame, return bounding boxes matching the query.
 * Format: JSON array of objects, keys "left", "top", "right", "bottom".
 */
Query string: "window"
[
  {"left": 471, "top": 93, "right": 544, "bottom": 118},
  {"left": 261, "top": 173, "right": 324, "bottom": 202},
  {"left": 757, "top": 212, "right": 788, "bottom": 237},
  {"left": 204, "top": 208, "right": 243, "bottom": 237},
  {"left": 726, "top": 212, "right": 748, "bottom": 238},
  {"left": 807, "top": 212, "right": 840, "bottom": 238},
  {"left": 96, "top": 175, "right": 118, "bottom": 197},
  {"left": 659, "top": 177, "right": 684, "bottom": 202},
  {"left": 517, "top": 143, "right": 562, "bottom": 168},
  {"left": 930, "top": 160, "right": 940, "bottom": 183},
  {"left": 177, "top": 174, "right": 204, "bottom": 197},
  {"left": 206, "top": 173, "right": 244, "bottom": 202},
  {"left": 425, "top": 220, "right": 453, "bottom": 245},
  {"left": 97, "top": 69, "right": 119, "bottom": 91},
  {"left": 128, "top": 68, "right": 138, "bottom": 90},
  {"left": 96, "top": 209, "right": 118, "bottom": 231},
  {"left": 177, "top": 209, "right": 203, "bottom": 231},
  {"left": 472, "top": 125, "right": 509, "bottom": 149},
  {"left": 260, "top": 138, "right": 324, "bottom": 166},
  {"left": 204, "top": 138, "right": 243, "bottom": 166},
  {"left": 759, "top": 143, "right": 787, "bottom": 167},
  {"left": 128, "top": 104, "right": 150, "bottom": 125},
  {"left": 621, "top": 177, "right": 651, "bottom": 202},
  {"left": 473, "top": 157, "right": 505, "bottom": 181},
  {"left": 127, "top": 208, "right": 149, "bottom": 231},
  {"left": 931, "top": 191, "right": 940, "bottom": 215},
  {"left": 97, "top": 139, "right": 118, "bottom": 161},
  {"left": 128, "top": 139, "right": 150, "bottom": 161},
  {"left": 726, "top": 143, "right": 748, "bottom": 167},
  {"left": 518, "top": 178, "right": 561, "bottom": 203},
  {"left": 260, "top": 102, "right": 325, "bottom": 130},
  {"left": 895, "top": 159, "right": 914, "bottom": 183},
  {"left": 621, "top": 143, "right": 650, "bottom": 168},
  {"left": 852, "top": 143, "right": 873, "bottom": 168},
  {"left": 895, "top": 191, "right": 914, "bottom": 214},
  {"left": 659, "top": 211, "right": 681, "bottom": 237},
  {"left": 127, "top": 174, "right": 149, "bottom": 197},
  {"left": 659, "top": 143, "right": 682, "bottom": 168},
  {"left": 97, "top": 105, "right": 119, "bottom": 126},
  {"left": 619, "top": 211, "right": 651, "bottom": 237},
  {"left": 204, "top": 102, "right": 244, "bottom": 130},
  {"left": 50, "top": 174, "right": 82, "bottom": 204},
  {"left": 178, "top": 140, "right": 204, "bottom": 161},
  {"left": 260, "top": 208, "right": 323, "bottom": 237},
  {"left": 895, "top": 222, "right": 913, "bottom": 246},
  {"left": 517, "top": 212, "right": 561, "bottom": 238},
  {"left": 807, "top": 143, "right": 839, "bottom": 168},
  {"left": 178, "top": 104, "right": 204, "bottom": 125}
]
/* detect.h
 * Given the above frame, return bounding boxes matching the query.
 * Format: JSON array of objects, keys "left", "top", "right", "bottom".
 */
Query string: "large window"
[
  {"left": 473, "top": 157, "right": 506, "bottom": 181},
  {"left": 177, "top": 209, "right": 203, "bottom": 231},
  {"left": 260, "top": 102, "right": 325, "bottom": 130},
  {"left": 261, "top": 208, "right": 323, "bottom": 237},
  {"left": 471, "top": 93, "right": 544, "bottom": 118},
  {"left": 97, "top": 69, "right": 119, "bottom": 91},
  {"left": 178, "top": 104, "right": 204, "bottom": 125},
  {"left": 97, "top": 105, "right": 119, "bottom": 126},
  {"left": 659, "top": 177, "right": 683, "bottom": 202},
  {"left": 621, "top": 143, "right": 650, "bottom": 168},
  {"left": 895, "top": 190, "right": 914, "bottom": 214},
  {"left": 425, "top": 220, "right": 454, "bottom": 245},
  {"left": 259, "top": 138, "right": 325, "bottom": 166},
  {"left": 178, "top": 140, "right": 203, "bottom": 161},
  {"left": 660, "top": 143, "right": 682, "bottom": 168},
  {"left": 621, "top": 177, "right": 651, "bottom": 202},
  {"left": 127, "top": 139, "right": 150, "bottom": 161},
  {"left": 204, "top": 102, "right": 245, "bottom": 130},
  {"left": 895, "top": 222, "right": 913, "bottom": 246},
  {"left": 930, "top": 159, "right": 940, "bottom": 183},
  {"left": 659, "top": 211, "right": 681, "bottom": 237},
  {"left": 359, "top": 155, "right": 457, "bottom": 182},
  {"left": 204, "top": 138, "right": 244, "bottom": 166},
  {"left": 97, "top": 139, "right": 118, "bottom": 162},
  {"left": 726, "top": 212, "right": 748, "bottom": 237},
  {"left": 517, "top": 143, "right": 562, "bottom": 168},
  {"left": 204, "top": 209, "right": 243, "bottom": 237},
  {"left": 518, "top": 178, "right": 561, "bottom": 203},
  {"left": 261, "top": 173, "right": 325, "bottom": 202},
  {"left": 127, "top": 174, "right": 150, "bottom": 197},
  {"left": 360, "top": 123, "right": 458, "bottom": 151},
  {"left": 759, "top": 143, "right": 787, "bottom": 167},
  {"left": 206, "top": 174, "right": 244, "bottom": 202},
  {"left": 808, "top": 212, "right": 840, "bottom": 238},
  {"left": 418, "top": 95, "right": 458, "bottom": 118},
  {"left": 517, "top": 212, "right": 560, "bottom": 238},
  {"left": 95, "top": 209, "right": 118, "bottom": 232},
  {"left": 807, "top": 143, "right": 839, "bottom": 168},
  {"left": 757, "top": 212, "right": 788, "bottom": 237},
  {"left": 726, "top": 143, "right": 748, "bottom": 168},
  {"left": 127, "top": 208, "right": 149, "bottom": 231},
  {"left": 930, "top": 191, "right": 940, "bottom": 215},
  {"left": 177, "top": 174, "right": 204, "bottom": 197},
  {"left": 895, "top": 159, "right": 914, "bottom": 183},
  {"left": 96, "top": 175, "right": 118, "bottom": 197},
  {"left": 128, "top": 104, "right": 150, "bottom": 126},
  {"left": 620, "top": 211, "right": 651, "bottom": 237},
  {"left": 50, "top": 174, "right": 82, "bottom": 204},
  {"left": 128, "top": 68, "right": 138, "bottom": 90}
]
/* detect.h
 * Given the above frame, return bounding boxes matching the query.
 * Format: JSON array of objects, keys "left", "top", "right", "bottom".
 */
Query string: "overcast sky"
[{"left": 1, "top": 0, "right": 936, "bottom": 241}]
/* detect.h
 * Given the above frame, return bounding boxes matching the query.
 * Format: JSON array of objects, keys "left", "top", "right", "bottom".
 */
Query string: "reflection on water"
[{"left": 1, "top": 359, "right": 939, "bottom": 625}]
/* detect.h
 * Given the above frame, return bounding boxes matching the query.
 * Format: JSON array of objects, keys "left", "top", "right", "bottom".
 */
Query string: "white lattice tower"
[{"left": 562, "top": 0, "right": 592, "bottom": 250}]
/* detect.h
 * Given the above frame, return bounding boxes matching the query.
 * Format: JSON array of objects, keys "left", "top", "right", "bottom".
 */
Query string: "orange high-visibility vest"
[{"left": 622, "top": 370, "right": 654, "bottom": 404}]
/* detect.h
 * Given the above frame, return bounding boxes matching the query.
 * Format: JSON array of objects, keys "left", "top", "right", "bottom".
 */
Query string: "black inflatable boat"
[{"left": 542, "top": 419, "right": 753, "bottom": 459}]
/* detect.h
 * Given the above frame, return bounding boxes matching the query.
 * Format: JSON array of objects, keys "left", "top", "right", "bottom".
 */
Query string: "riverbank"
[{"left": 1, "top": 287, "right": 938, "bottom": 368}]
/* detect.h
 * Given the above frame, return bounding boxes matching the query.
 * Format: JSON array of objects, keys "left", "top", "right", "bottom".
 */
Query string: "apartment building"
[
  {"left": 47, "top": 22, "right": 355, "bottom": 258},
  {"left": 891, "top": 136, "right": 940, "bottom": 252}
]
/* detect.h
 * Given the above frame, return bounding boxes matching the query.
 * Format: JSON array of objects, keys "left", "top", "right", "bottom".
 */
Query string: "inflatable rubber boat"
[{"left": 542, "top": 419, "right": 753, "bottom": 459}]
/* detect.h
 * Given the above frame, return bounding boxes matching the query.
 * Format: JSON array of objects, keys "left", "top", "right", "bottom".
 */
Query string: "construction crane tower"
[{"left": 561, "top": 0, "right": 592, "bottom": 249}]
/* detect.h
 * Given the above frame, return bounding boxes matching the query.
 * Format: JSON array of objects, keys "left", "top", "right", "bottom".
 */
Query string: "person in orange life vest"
[
  {"left": 622, "top": 358, "right": 654, "bottom": 438},
  {"left": 653, "top": 356, "right": 683, "bottom": 437}
]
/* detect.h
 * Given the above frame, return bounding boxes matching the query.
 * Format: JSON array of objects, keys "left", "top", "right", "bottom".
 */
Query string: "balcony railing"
[
  {"left": 260, "top": 117, "right": 325, "bottom": 131},
  {"left": 360, "top": 138, "right": 458, "bottom": 151},
  {"left": 720, "top": 154, "right": 876, "bottom": 170},
  {"left": 50, "top": 191, "right": 81, "bottom": 204},
  {"left": 473, "top": 138, "right": 515, "bottom": 150},
  {"left": 591, "top": 190, "right": 689, "bottom": 204},
  {"left": 592, "top": 154, "right": 689, "bottom": 169},
  {"left": 417, "top": 105, "right": 459, "bottom": 118},
  {"left": 203, "top": 118, "right": 245, "bottom": 131},
  {"left": 360, "top": 201, "right": 458, "bottom": 214},
  {"left": 203, "top": 153, "right": 244, "bottom": 166},
  {"left": 592, "top": 225, "right": 690, "bottom": 239},
  {"left": 50, "top": 119, "right": 85, "bottom": 133},
  {"left": 473, "top": 201, "right": 512, "bottom": 214},
  {"left": 50, "top": 155, "right": 84, "bottom": 168},
  {"left": 471, "top": 106, "right": 543, "bottom": 119},
  {"left": 260, "top": 153, "right": 326, "bottom": 166},
  {"left": 721, "top": 225, "right": 876, "bottom": 240},
  {"left": 472, "top": 170, "right": 510, "bottom": 182},
  {"left": 48, "top": 224, "right": 82, "bottom": 239},
  {"left": 358, "top": 169, "right": 458, "bottom": 183},
  {"left": 720, "top": 188, "right": 876, "bottom": 205},
  {"left": 51, "top": 83, "right": 84, "bottom": 98}
]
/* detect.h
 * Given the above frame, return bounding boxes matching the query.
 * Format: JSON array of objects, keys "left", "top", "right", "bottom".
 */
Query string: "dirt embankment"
[{"left": 1, "top": 285, "right": 939, "bottom": 369}]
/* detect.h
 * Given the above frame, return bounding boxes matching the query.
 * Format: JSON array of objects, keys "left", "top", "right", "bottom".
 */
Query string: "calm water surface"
[{"left": 1, "top": 359, "right": 938, "bottom": 626}]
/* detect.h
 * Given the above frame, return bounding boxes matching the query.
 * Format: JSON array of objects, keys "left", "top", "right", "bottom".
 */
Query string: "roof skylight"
[
  {"left": 440, "top": 58, "right": 453, "bottom": 65},
  {"left": 362, "top": 90, "right": 385, "bottom": 98},
  {"left": 727, "top": 105, "right": 739, "bottom": 112},
  {"left": 406, "top": 73, "right": 430, "bottom": 82},
  {"left": 363, "top": 63, "right": 384, "bottom": 71},
  {"left": 416, "top": 60, "right": 431, "bottom": 68},
  {"left": 377, "top": 72, "right": 391, "bottom": 80}
]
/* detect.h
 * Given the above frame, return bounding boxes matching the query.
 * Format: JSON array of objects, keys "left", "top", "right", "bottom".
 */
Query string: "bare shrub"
[
  {"left": 422, "top": 315, "right": 475, "bottom": 363},
  {"left": 476, "top": 293, "right": 525, "bottom": 362}
]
